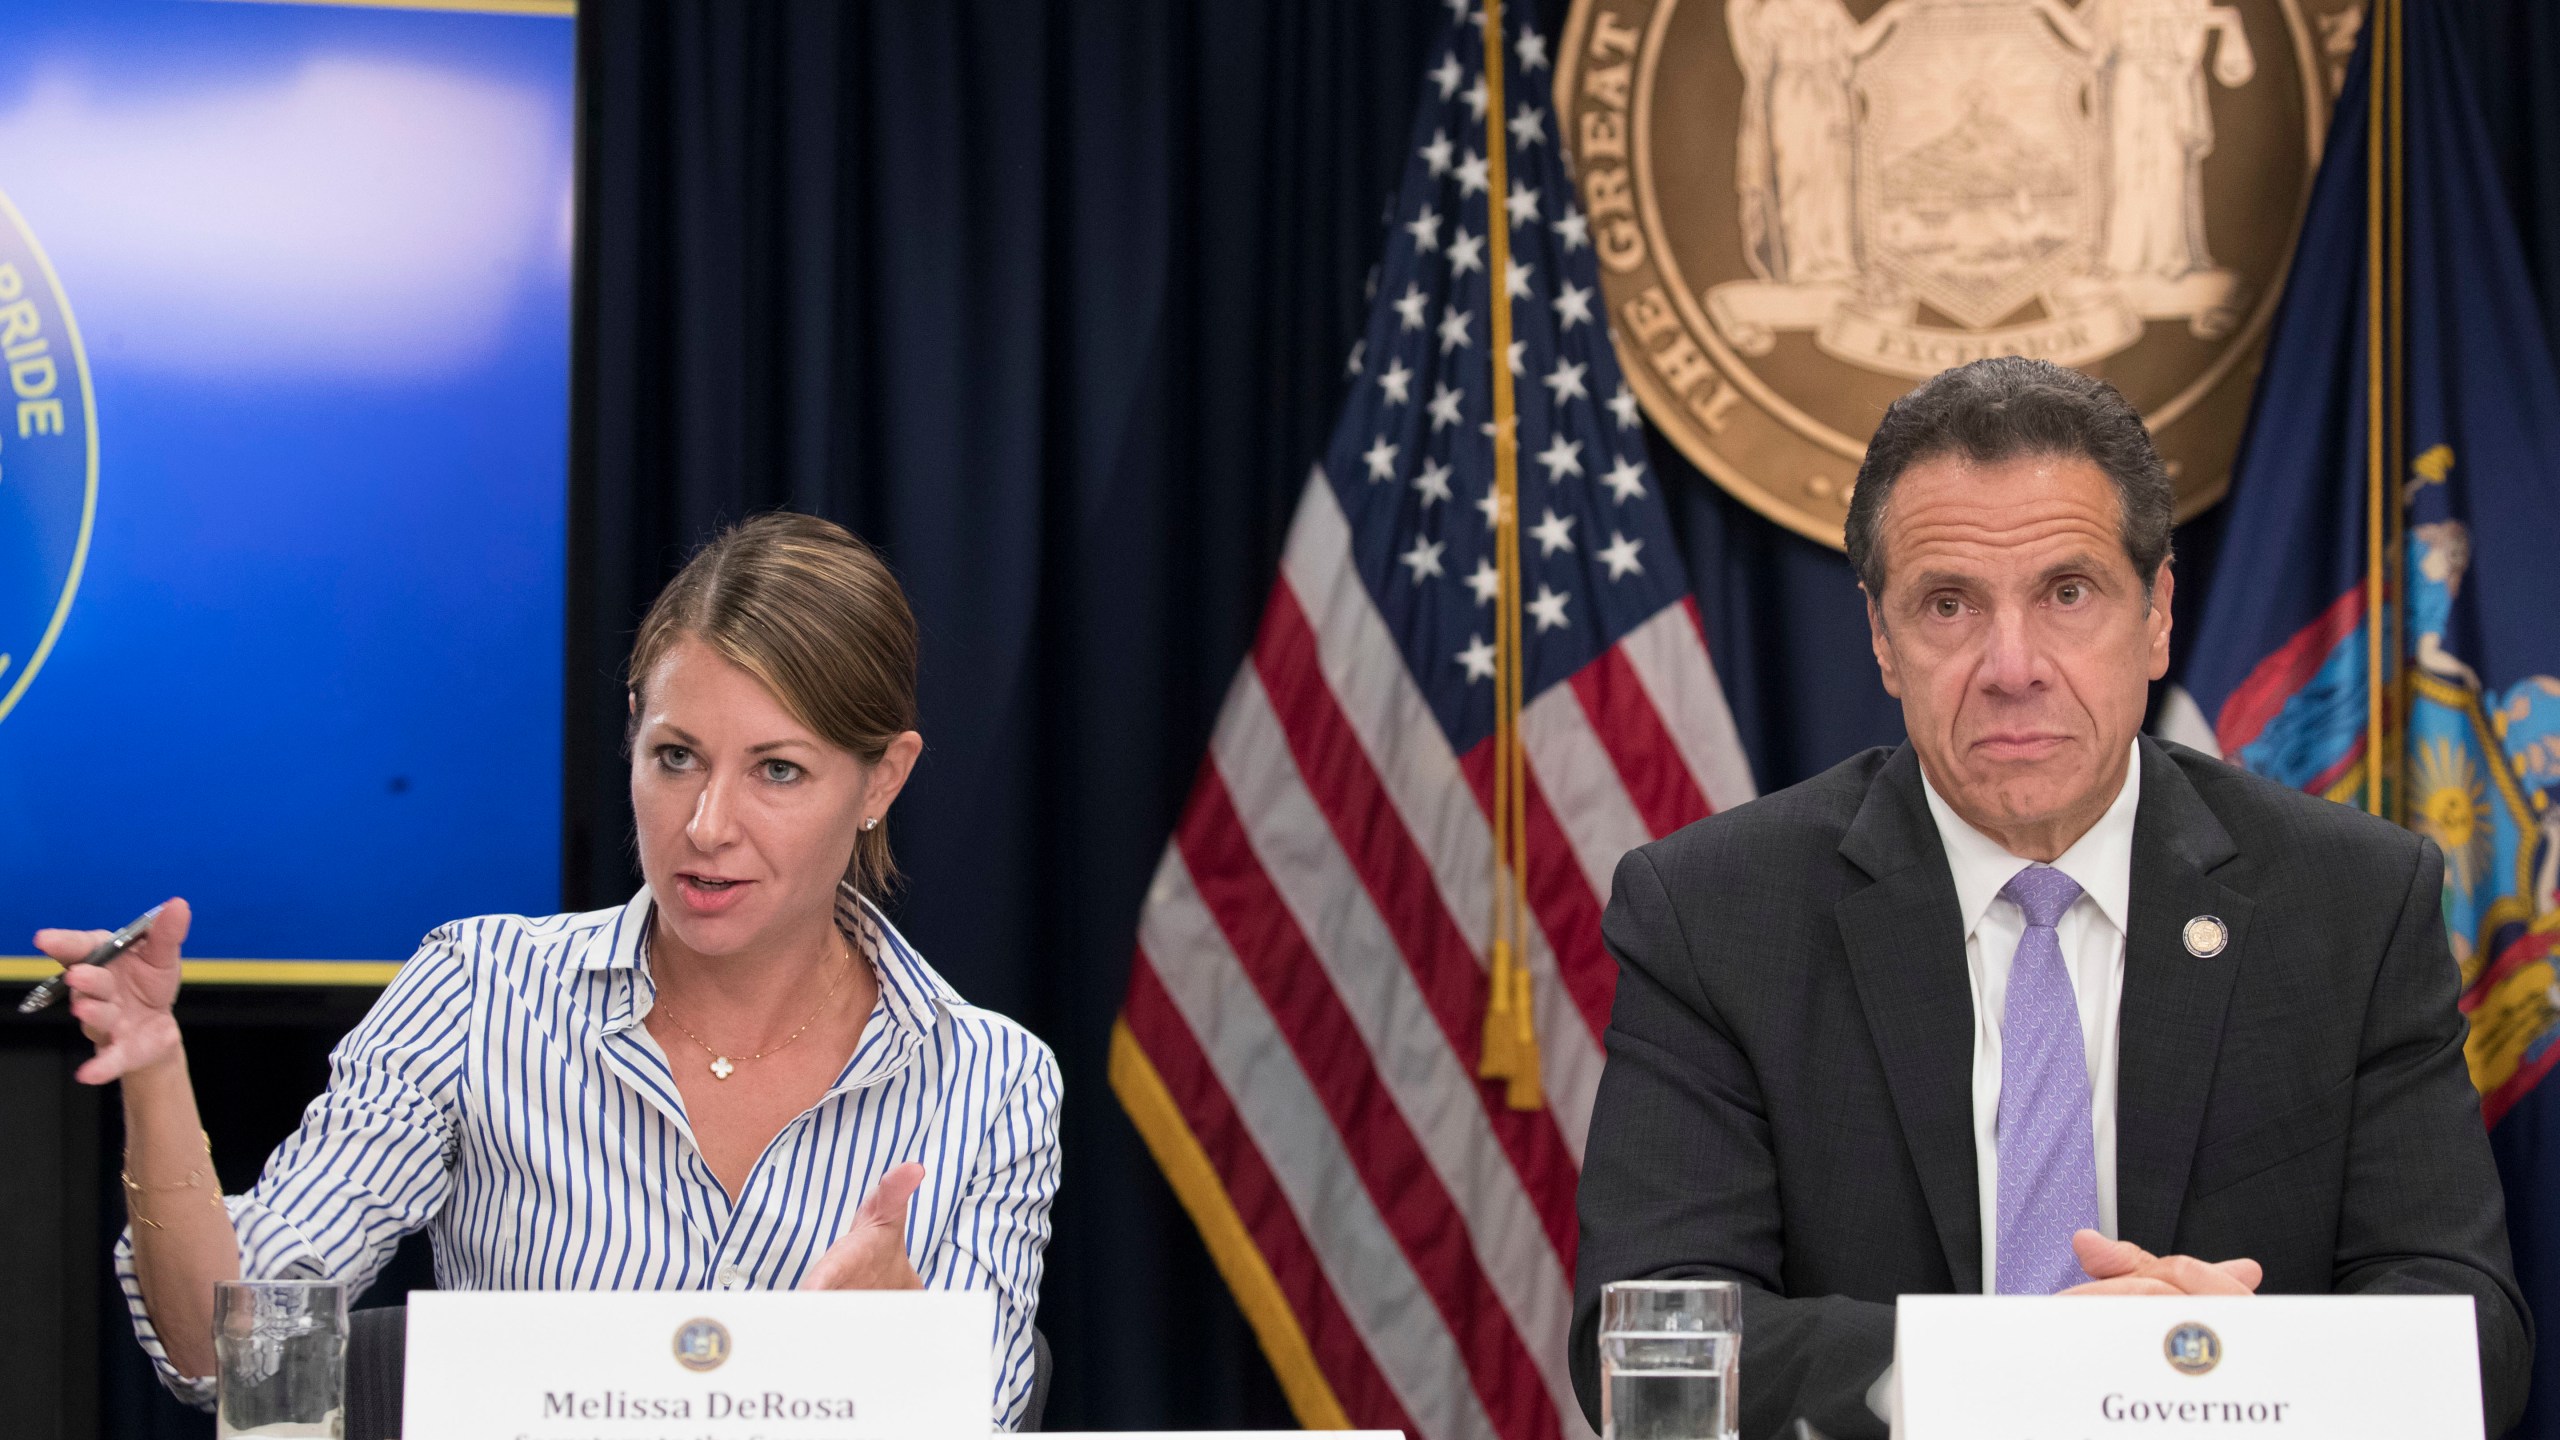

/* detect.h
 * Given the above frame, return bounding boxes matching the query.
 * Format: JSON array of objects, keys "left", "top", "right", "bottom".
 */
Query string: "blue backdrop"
[{"left": 0, "top": 0, "right": 572, "bottom": 964}]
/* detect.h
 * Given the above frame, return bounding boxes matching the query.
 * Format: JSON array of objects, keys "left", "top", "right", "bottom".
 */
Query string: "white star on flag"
[
  {"left": 1475, "top": 487, "right": 1509, "bottom": 529},
  {"left": 1455, "top": 150, "right": 1490, "bottom": 197},
  {"left": 1601, "top": 454, "right": 1647, "bottom": 503},
  {"left": 1530, "top": 507, "right": 1577, "bottom": 555},
  {"left": 1504, "top": 257, "right": 1533, "bottom": 300},
  {"left": 1456, "top": 632, "right": 1497, "bottom": 681},
  {"left": 1400, "top": 535, "right": 1447, "bottom": 582},
  {"left": 1608, "top": 383, "right": 1642, "bottom": 429},
  {"left": 1527, "top": 583, "right": 1572, "bottom": 631},
  {"left": 1506, "top": 339, "right": 1527, "bottom": 377},
  {"left": 1431, "top": 52, "right": 1462, "bottom": 98},
  {"left": 1344, "top": 338, "right": 1363, "bottom": 377},
  {"left": 1537, "top": 433, "right": 1583, "bottom": 481},
  {"left": 1428, "top": 380, "right": 1465, "bottom": 430},
  {"left": 1508, "top": 105, "right": 1546, "bottom": 148},
  {"left": 1462, "top": 74, "right": 1488, "bottom": 120},
  {"left": 1363, "top": 436, "right": 1399, "bottom": 482},
  {"left": 1553, "top": 279, "right": 1593, "bottom": 329},
  {"left": 1378, "top": 357, "right": 1413, "bottom": 405},
  {"left": 1465, "top": 556, "right": 1500, "bottom": 604},
  {"left": 1447, "top": 227, "right": 1485, "bottom": 275},
  {"left": 1598, "top": 530, "right": 1645, "bottom": 579},
  {"left": 1543, "top": 357, "right": 1588, "bottom": 404},
  {"left": 1517, "top": 28, "right": 1550, "bottom": 70},
  {"left": 1413, "top": 457, "right": 1454, "bottom": 506},
  {"left": 1437, "top": 307, "right": 1473, "bottom": 355},
  {"left": 1419, "top": 129, "right": 1453, "bottom": 177},
  {"left": 1553, "top": 205, "right": 1589, "bottom": 251},
  {"left": 1407, "top": 204, "right": 1442, "bottom": 253},
  {"left": 1394, "top": 282, "right": 1430, "bottom": 330},
  {"left": 1505, "top": 182, "right": 1539, "bottom": 228}
]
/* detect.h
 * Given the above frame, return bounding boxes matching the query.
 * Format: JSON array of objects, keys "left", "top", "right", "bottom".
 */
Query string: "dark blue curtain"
[{"left": 565, "top": 1, "right": 1441, "bottom": 1427}]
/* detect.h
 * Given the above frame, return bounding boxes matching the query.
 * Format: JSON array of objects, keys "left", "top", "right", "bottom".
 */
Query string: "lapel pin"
[{"left": 2182, "top": 915, "right": 2229, "bottom": 958}]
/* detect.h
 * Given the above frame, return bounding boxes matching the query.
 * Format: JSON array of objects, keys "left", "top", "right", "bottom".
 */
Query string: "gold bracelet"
[
  {"left": 121, "top": 1128, "right": 215, "bottom": 1193},
  {"left": 123, "top": 1130, "right": 221, "bottom": 1229}
]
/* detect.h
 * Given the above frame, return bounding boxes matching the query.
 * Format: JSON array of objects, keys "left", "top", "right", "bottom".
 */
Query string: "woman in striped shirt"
[{"left": 39, "top": 513, "right": 1063, "bottom": 1428}]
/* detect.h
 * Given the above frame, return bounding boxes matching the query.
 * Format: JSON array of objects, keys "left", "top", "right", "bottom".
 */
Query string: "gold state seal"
[{"left": 1557, "top": 0, "right": 2363, "bottom": 547}]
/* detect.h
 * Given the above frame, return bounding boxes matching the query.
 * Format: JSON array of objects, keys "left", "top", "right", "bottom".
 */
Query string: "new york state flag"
[{"left": 2164, "top": 9, "right": 2560, "bottom": 1434}]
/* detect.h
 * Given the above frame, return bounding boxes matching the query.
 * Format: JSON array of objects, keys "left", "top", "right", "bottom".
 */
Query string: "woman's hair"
[{"left": 627, "top": 512, "right": 919, "bottom": 900}]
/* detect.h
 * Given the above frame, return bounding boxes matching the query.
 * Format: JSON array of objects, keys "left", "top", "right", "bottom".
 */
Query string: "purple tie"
[{"left": 1995, "top": 864, "right": 2100, "bottom": 1294}]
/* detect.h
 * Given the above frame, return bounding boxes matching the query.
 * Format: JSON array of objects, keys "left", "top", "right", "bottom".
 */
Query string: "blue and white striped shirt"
[{"left": 117, "top": 884, "right": 1063, "bottom": 1428}]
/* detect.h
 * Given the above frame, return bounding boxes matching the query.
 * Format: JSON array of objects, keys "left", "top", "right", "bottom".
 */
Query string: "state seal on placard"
[
  {"left": 0, "top": 184, "right": 99, "bottom": 723},
  {"left": 1557, "top": 0, "right": 2366, "bottom": 548},
  {"left": 2165, "top": 1320, "right": 2223, "bottom": 1375},
  {"left": 673, "top": 1316, "right": 732, "bottom": 1372}
]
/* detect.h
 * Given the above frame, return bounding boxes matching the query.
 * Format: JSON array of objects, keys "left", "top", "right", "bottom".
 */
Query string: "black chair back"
[{"left": 346, "top": 1304, "right": 408, "bottom": 1440}]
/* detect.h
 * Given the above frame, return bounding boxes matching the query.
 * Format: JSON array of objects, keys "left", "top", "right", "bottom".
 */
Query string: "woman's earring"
[{"left": 861, "top": 817, "right": 879, "bottom": 832}]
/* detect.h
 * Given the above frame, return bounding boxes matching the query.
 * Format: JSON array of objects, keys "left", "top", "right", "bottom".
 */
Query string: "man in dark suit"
[{"left": 1571, "top": 357, "right": 2531, "bottom": 1439}]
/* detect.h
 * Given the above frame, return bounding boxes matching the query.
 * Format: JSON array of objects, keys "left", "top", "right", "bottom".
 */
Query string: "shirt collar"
[
  {"left": 577, "top": 881, "right": 959, "bottom": 1052},
  {"left": 1918, "top": 739, "right": 2140, "bottom": 939}
]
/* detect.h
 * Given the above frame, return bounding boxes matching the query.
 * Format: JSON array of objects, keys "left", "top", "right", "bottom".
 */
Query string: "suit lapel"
[
  {"left": 1837, "top": 745, "right": 1985, "bottom": 1292},
  {"left": 2113, "top": 738, "right": 2255, "bottom": 1253}
]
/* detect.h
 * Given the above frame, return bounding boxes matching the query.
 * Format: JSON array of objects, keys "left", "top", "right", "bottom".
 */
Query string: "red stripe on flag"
[
  {"left": 1253, "top": 581, "right": 1584, "bottom": 1266},
  {"left": 2215, "top": 585, "right": 2365, "bottom": 755},
  {"left": 1570, "top": 645, "right": 1711, "bottom": 836},
  {"left": 1461, "top": 737, "right": 1617, "bottom": 1045},
  {"left": 1121, "top": 955, "right": 1420, "bottom": 1435},
  {"left": 1178, "top": 771, "right": 1562, "bottom": 1440}
]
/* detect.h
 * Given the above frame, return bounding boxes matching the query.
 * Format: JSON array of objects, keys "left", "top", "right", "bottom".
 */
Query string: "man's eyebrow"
[
  {"left": 1902, "top": 568, "right": 1983, "bottom": 595},
  {"left": 2035, "top": 552, "right": 2115, "bottom": 585}
]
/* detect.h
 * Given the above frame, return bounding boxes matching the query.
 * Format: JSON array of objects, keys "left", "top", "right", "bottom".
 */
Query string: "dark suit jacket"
[{"left": 1571, "top": 739, "right": 2531, "bottom": 1440}]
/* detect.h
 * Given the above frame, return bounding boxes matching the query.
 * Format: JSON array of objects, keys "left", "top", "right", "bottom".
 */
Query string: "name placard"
[
  {"left": 404, "top": 1290, "right": 994, "bottom": 1440},
  {"left": 1895, "top": 1295, "right": 2481, "bottom": 1440}
]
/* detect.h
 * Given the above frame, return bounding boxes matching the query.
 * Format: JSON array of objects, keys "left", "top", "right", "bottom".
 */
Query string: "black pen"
[{"left": 17, "top": 904, "right": 164, "bottom": 1014}]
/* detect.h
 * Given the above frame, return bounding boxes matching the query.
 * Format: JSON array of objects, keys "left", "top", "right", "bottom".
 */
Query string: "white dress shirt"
[
  {"left": 116, "top": 883, "right": 1062, "bottom": 1429},
  {"left": 1918, "top": 741, "right": 2141, "bottom": 1293}
]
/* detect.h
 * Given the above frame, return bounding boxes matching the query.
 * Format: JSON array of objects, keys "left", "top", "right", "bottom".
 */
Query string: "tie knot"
[{"left": 2001, "top": 864, "right": 2083, "bottom": 929}]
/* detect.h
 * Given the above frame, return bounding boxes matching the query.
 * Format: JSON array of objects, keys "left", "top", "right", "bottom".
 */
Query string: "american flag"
[{"left": 1109, "top": 5, "right": 1755, "bottom": 1439}]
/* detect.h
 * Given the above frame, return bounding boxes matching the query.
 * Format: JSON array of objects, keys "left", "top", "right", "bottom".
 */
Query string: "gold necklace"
[{"left": 652, "top": 932, "right": 854, "bottom": 1080}]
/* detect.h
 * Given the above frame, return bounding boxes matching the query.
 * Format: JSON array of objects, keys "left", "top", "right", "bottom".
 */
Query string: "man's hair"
[{"left": 1843, "top": 356, "right": 2174, "bottom": 598}]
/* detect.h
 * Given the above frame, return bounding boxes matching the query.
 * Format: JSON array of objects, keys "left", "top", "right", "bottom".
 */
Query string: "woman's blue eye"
[
  {"left": 763, "top": 760, "right": 801, "bottom": 783},
  {"left": 658, "top": 745, "right": 694, "bottom": 770}
]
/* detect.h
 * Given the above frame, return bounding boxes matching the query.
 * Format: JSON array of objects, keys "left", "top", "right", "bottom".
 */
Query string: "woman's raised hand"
[
  {"left": 799, "top": 1162, "right": 927, "bottom": 1291},
  {"left": 37, "top": 897, "right": 191, "bottom": 1085}
]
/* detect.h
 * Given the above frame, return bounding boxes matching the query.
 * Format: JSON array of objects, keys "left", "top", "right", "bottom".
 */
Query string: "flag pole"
[
  {"left": 1478, "top": 0, "right": 1542, "bottom": 1112},
  {"left": 2361, "top": 0, "right": 2391, "bottom": 819},
  {"left": 2384, "top": 0, "right": 2407, "bottom": 827}
]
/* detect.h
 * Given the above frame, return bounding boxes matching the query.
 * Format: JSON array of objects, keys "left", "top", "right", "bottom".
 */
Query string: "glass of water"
[
  {"left": 1600, "top": 1278, "right": 1741, "bottom": 1440},
  {"left": 214, "top": 1279, "right": 348, "bottom": 1439}
]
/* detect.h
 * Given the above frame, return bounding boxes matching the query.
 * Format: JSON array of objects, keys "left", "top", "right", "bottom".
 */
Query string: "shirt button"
[{"left": 716, "top": 1264, "right": 748, "bottom": 1291}]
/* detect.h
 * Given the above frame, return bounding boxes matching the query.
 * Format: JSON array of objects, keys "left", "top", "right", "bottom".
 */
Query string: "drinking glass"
[
  {"left": 1599, "top": 1278, "right": 1741, "bottom": 1440},
  {"left": 214, "top": 1279, "right": 348, "bottom": 1439}
]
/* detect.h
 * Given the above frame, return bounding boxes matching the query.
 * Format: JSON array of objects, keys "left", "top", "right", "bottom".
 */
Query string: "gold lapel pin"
[{"left": 2183, "top": 915, "right": 2229, "bottom": 958}]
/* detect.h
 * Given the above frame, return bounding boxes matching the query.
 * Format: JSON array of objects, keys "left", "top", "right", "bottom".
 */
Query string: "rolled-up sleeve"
[
  {"left": 117, "top": 927, "right": 473, "bottom": 1404},
  {"left": 916, "top": 1025, "right": 1063, "bottom": 1431}
]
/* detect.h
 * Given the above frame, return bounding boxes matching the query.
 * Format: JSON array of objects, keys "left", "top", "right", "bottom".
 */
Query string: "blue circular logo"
[
  {"left": 673, "top": 1316, "right": 732, "bottom": 1372},
  {"left": 0, "top": 185, "right": 97, "bottom": 726},
  {"left": 2164, "top": 1321, "right": 2223, "bottom": 1375}
]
